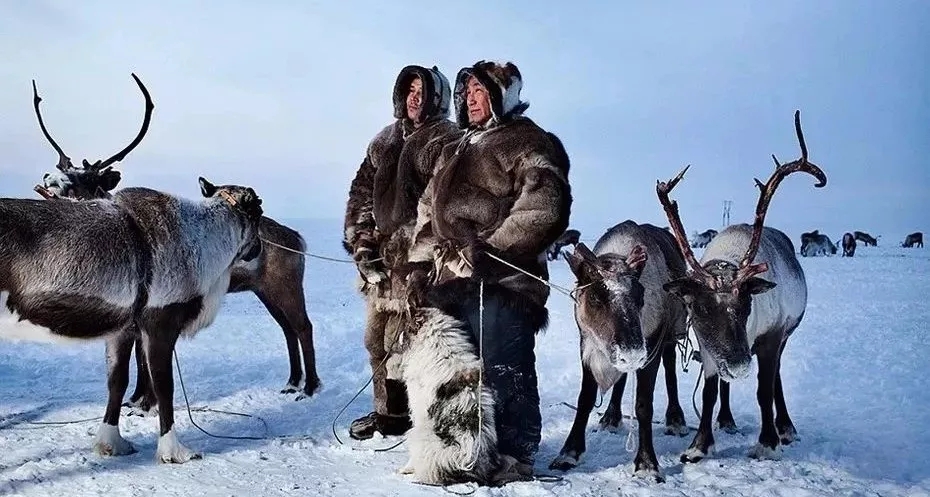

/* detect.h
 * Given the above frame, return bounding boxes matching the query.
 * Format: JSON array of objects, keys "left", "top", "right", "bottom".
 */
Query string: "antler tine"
[
  {"left": 656, "top": 165, "right": 715, "bottom": 284},
  {"left": 32, "top": 80, "right": 73, "bottom": 172},
  {"left": 794, "top": 110, "right": 808, "bottom": 162},
  {"left": 98, "top": 73, "right": 155, "bottom": 169},
  {"left": 738, "top": 110, "right": 828, "bottom": 274}
]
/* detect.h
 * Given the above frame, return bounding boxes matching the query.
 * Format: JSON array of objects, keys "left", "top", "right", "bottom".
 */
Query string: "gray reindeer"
[
  {"left": 1, "top": 171, "right": 265, "bottom": 462},
  {"left": 550, "top": 221, "right": 689, "bottom": 481},
  {"left": 31, "top": 75, "right": 320, "bottom": 409},
  {"left": 657, "top": 110, "right": 827, "bottom": 463}
]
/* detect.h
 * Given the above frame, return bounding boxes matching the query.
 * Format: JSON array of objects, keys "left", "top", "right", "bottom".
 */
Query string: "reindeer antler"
[
  {"left": 32, "top": 80, "right": 73, "bottom": 172},
  {"left": 656, "top": 164, "right": 717, "bottom": 287},
  {"left": 97, "top": 73, "right": 155, "bottom": 170},
  {"left": 736, "top": 110, "right": 828, "bottom": 283}
]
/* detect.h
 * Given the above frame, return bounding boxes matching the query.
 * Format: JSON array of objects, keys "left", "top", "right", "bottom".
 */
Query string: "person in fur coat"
[
  {"left": 398, "top": 60, "right": 572, "bottom": 485},
  {"left": 342, "top": 65, "right": 462, "bottom": 440}
]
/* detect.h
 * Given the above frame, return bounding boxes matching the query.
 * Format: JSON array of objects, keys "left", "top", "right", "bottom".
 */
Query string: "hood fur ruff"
[
  {"left": 393, "top": 65, "right": 452, "bottom": 122},
  {"left": 453, "top": 60, "right": 530, "bottom": 128}
]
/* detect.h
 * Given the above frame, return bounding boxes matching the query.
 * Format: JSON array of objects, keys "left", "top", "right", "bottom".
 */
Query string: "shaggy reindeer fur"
[
  {"left": 0, "top": 180, "right": 263, "bottom": 463},
  {"left": 400, "top": 308, "right": 498, "bottom": 486}
]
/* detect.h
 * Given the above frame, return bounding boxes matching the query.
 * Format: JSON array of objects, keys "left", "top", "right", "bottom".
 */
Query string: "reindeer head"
[
  {"left": 198, "top": 177, "right": 264, "bottom": 262},
  {"left": 566, "top": 242, "right": 649, "bottom": 388},
  {"left": 31, "top": 74, "right": 154, "bottom": 201},
  {"left": 657, "top": 110, "right": 827, "bottom": 381}
]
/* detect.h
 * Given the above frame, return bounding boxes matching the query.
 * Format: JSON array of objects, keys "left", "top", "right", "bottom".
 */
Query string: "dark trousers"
[{"left": 450, "top": 283, "right": 543, "bottom": 466}]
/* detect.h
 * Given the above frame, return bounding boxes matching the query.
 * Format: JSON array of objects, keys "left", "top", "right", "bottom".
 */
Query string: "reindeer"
[
  {"left": 30, "top": 75, "right": 320, "bottom": 410},
  {"left": 690, "top": 229, "right": 718, "bottom": 248},
  {"left": 549, "top": 221, "right": 689, "bottom": 481},
  {"left": 799, "top": 229, "right": 836, "bottom": 257},
  {"left": 841, "top": 232, "right": 856, "bottom": 257},
  {"left": 657, "top": 110, "right": 827, "bottom": 463},
  {"left": 547, "top": 228, "right": 581, "bottom": 261},
  {"left": 853, "top": 231, "right": 878, "bottom": 247},
  {"left": 1, "top": 170, "right": 264, "bottom": 462},
  {"left": 902, "top": 232, "right": 923, "bottom": 248}
]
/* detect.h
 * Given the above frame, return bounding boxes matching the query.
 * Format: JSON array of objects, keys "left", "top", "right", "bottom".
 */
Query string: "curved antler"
[
  {"left": 656, "top": 164, "right": 717, "bottom": 286},
  {"left": 32, "top": 80, "right": 73, "bottom": 172},
  {"left": 737, "top": 110, "right": 828, "bottom": 280},
  {"left": 97, "top": 73, "right": 155, "bottom": 170}
]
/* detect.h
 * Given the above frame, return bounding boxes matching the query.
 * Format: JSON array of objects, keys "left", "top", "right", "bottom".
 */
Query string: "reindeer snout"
[
  {"left": 610, "top": 344, "right": 648, "bottom": 373},
  {"left": 718, "top": 358, "right": 753, "bottom": 381}
]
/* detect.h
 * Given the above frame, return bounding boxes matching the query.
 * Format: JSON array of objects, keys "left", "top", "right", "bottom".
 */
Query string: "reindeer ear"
[
  {"left": 741, "top": 277, "right": 777, "bottom": 295},
  {"left": 626, "top": 245, "right": 648, "bottom": 275},
  {"left": 99, "top": 169, "right": 122, "bottom": 192},
  {"left": 199, "top": 177, "right": 217, "bottom": 197},
  {"left": 663, "top": 277, "right": 702, "bottom": 299},
  {"left": 563, "top": 249, "right": 586, "bottom": 279}
]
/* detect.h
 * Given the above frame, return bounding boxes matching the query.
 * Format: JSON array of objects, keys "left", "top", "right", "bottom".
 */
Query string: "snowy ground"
[{"left": 2, "top": 219, "right": 928, "bottom": 497}]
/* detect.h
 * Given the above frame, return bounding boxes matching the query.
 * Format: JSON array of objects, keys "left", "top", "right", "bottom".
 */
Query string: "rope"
[
  {"left": 259, "top": 237, "right": 383, "bottom": 264},
  {"left": 480, "top": 251, "right": 578, "bottom": 300}
]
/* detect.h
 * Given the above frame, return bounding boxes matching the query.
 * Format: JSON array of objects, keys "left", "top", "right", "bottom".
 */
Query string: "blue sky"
[{"left": 1, "top": 0, "right": 927, "bottom": 244}]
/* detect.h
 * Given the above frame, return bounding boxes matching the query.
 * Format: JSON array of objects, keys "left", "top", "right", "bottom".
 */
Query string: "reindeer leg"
[
  {"left": 256, "top": 292, "right": 304, "bottom": 394},
  {"left": 661, "top": 340, "right": 688, "bottom": 436},
  {"left": 549, "top": 364, "right": 599, "bottom": 471},
  {"left": 774, "top": 340, "right": 797, "bottom": 444},
  {"left": 633, "top": 350, "right": 664, "bottom": 482},
  {"left": 93, "top": 331, "right": 137, "bottom": 456},
  {"left": 749, "top": 333, "right": 781, "bottom": 460},
  {"left": 597, "top": 373, "right": 626, "bottom": 432},
  {"left": 144, "top": 331, "right": 201, "bottom": 463},
  {"left": 125, "top": 337, "right": 157, "bottom": 416},
  {"left": 717, "top": 379, "right": 738, "bottom": 434},
  {"left": 681, "top": 372, "right": 719, "bottom": 463}
]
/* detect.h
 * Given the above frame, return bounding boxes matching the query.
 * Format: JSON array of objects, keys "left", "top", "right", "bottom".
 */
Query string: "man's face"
[
  {"left": 406, "top": 77, "right": 423, "bottom": 123},
  {"left": 466, "top": 76, "right": 492, "bottom": 125}
]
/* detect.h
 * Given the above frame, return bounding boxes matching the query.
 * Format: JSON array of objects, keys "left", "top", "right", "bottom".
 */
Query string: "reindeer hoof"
[
  {"left": 680, "top": 445, "right": 713, "bottom": 463},
  {"left": 155, "top": 429, "right": 202, "bottom": 464},
  {"left": 633, "top": 467, "right": 665, "bottom": 483},
  {"left": 748, "top": 443, "right": 782, "bottom": 461},
  {"left": 718, "top": 419, "right": 739, "bottom": 435},
  {"left": 297, "top": 381, "right": 322, "bottom": 400},
  {"left": 665, "top": 422, "right": 690, "bottom": 437},
  {"left": 549, "top": 452, "right": 580, "bottom": 471},
  {"left": 93, "top": 423, "right": 137, "bottom": 457},
  {"left": 280, "top": 383, "right": 300, "bottom": 394},
  {"left": 778, "top": 425, "right": 798, "bottom": 445}
]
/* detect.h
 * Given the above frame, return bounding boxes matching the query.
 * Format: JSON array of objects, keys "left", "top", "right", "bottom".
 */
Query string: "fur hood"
[
  {"left": 393, "top": 65, "right": 452, "bottom": 122},
  {"left": 453, "top": 61, "right": 530, "bottom": 128}
]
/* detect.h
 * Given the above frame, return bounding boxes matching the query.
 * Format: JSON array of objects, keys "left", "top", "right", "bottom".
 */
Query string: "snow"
[{"left": 2, "top": 218, "right": 929, "bottom": 497}]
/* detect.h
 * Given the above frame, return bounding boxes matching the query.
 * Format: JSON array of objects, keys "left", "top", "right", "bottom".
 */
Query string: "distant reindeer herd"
[{"left": 0, "top": 71, "right": 924, "bottom": 484}]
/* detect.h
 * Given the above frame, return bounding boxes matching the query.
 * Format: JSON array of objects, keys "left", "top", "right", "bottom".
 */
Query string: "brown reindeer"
[{"left": 31, "top": 75, "right": 320, "bottom": 410}]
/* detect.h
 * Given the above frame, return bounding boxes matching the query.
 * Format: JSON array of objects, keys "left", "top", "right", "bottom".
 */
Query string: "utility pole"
[{"left": 722, "top": 200, "right": 733, "bottom": 227}]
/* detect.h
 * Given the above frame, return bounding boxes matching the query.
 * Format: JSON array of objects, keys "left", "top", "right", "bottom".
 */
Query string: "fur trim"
[
  {"left": 453, "top": 61, "right": 530, "bottom": 128},
  {"left": 393, "top": 65, "right": 452, "bottom": 121},
  {"left": 401, "top": 308, "right": 499, "bottom": 485}
]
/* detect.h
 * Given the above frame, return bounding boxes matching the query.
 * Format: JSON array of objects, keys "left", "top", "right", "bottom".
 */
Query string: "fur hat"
[
  {"left": 392, "top": 65, "right": 452, "bottom": 121},
  {"left": 453, "top": 60, "right": 530, "bottom": 128}
]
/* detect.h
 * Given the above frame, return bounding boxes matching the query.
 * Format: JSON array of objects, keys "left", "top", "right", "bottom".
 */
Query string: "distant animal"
[
  {"left": 800, "top": 230, "right": 836, "bottom": 257},
  {"left": 658, "top": 110, "right": 827, "bottom": 463},
  {"left": 31, "top": 75, "right": 320, "bottom": 411},
  {"left": 550, "top": 221, "right": 689, "bottom": 481},
  {"left": 902, "top": 232, "right": 923, "bottom": 248},
  {"left": 690, "top": 229, "right": 718, "bottom": 248},
  {"left": 547, "top": 229, "right": 581, "bottom": 261},
  {"left": 841, "top": 233, "right": 856, "bottom": 257},
  {"left": 853, "top": 231, "right": 878, "bottom": 247},
  {"left": 1, "top": 176, "right": 265, "bottom": 463}
]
